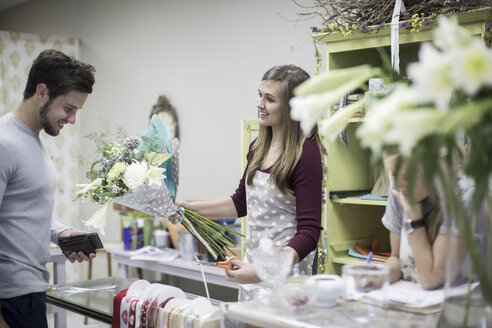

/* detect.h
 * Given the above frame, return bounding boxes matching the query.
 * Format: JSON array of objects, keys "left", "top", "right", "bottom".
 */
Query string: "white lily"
[
  {"left": 83, "top": 199, "right": 113, "bottom": 236},
  {"left": 290, "top": 93, "right": 331, "bottom": 136},
  {"left": 451, "top": 38, "right": 492, "bottom": 96},
  {"left": 73, "top": 178, "right": 103, "bottom": 199},
  {"left": 318, "top": 98, "right": 366, "bottom": 142},
  {"left": 147, "top": 166, "right": 166, "bottom": 186},
  {"left": 407, "top": 42, "right": 454, "bottom": 111},
  {"left": 357, "top": 84, "right": 413, "bottom": 154},
  {"left": 384, "top": 109, "right": 444, "bottom": 156},
  {"left": 434, "top": 16, "right": 474, "bottom": 51}
]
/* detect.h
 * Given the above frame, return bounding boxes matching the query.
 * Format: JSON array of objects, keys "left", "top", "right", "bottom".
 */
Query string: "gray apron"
[{"left": 239, "top": 170, "right": 315, "bottom": 301}]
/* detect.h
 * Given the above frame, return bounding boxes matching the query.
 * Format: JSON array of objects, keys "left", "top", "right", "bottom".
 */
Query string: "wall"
[{"left": 0, "top": 0, "right": 321, "bottom": 251}]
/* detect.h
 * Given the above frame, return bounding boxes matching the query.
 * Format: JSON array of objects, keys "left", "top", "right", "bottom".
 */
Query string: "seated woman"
[{"left": 382, "top": 154, "right": 489, "bottom": 290}]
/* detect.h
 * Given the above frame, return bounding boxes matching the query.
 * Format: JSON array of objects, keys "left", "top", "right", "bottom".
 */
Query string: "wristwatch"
[{"left": 403, "top": 217, "right": 425, "bottom": 234}]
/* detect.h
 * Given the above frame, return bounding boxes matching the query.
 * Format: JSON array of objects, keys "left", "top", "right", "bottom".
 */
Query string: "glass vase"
[{"left": 434, "top": 163, "right": 492, "bottom": 327}]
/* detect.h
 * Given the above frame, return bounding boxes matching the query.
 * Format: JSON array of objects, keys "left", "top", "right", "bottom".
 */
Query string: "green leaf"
[
  {"left": 440, "top": 99, "right": 492, "bottom": 135},
  {"left": 146, "top": 152, "right": 171, "bottom": 167}
]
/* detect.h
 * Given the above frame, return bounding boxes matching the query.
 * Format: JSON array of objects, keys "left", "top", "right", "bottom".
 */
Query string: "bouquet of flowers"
[{"left": 73, "top": 115, "right": 242, "bottom": 259}]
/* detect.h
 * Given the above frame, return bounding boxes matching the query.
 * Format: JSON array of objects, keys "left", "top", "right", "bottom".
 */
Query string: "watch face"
[
  {"left": 157, "top": 112, "right": 177, "bottom": 139},
  {"left": 403, "top": 218, "right": 413, "bottom": 233}
]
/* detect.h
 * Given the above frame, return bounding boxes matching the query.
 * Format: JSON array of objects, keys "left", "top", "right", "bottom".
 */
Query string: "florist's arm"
[
  {"left": 393, "top": 189, "right": 466, "bottom": 290},
  {"left": 175, "top": 147, "right": 252, "bottom": 222},
  {"left": 176, "top": 198, "right": 238, "bottom": 220},
  {"left": 386, "top": 231, "right": 403, "bottom": 283}
]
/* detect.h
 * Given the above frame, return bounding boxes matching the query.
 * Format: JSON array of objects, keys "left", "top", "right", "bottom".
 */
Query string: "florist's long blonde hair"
[{"left": 246, "top": 65, "right": 321, "bottom": 197}]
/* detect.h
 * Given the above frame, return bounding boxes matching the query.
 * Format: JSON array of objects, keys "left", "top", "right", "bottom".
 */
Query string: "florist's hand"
[
  {"left": 169, "top": 200, "right": 194, "bottom": 224},
  {"left": 167, "top": 212, "right": 181, "bottom": 225},
  {"left": 58, "top": 229, "right": 97, "bottom": 263},
  {"left": 225, "top": 258, "right": 261, "bottom": 284},
  {"left": 392, "top": 189, "right": 423, "bottom": 221},
  {"left": 166, "top": 200, "right": 187, "bottom": 224}
]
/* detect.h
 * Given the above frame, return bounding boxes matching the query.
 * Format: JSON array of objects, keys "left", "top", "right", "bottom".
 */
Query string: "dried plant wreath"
[{"left": 294, "top": 0, "right": 492, "bottom": 35}]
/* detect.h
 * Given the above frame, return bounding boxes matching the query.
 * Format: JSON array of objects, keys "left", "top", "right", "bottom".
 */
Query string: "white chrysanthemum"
[
  {"left": 124, "top": 161, "right": 148, "bottom": 191},
  {"left": 407, "top": 43, "right": 454, "bottom": 111},
  {"left": 147, "top": 166, "right": 166, "bottom": 186},
  {"left": 451, "top": 38, "right": 492, "bottom": 96}
]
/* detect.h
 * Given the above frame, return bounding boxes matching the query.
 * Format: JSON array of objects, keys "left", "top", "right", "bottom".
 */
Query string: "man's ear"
[{"left": 35, "top": 83, "right": 49, "bottom": 101}]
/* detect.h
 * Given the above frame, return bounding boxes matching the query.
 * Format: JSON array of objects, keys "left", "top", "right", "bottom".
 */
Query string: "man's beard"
[{"left": 39, "top": 100, "right": 58, "bottom": 136}]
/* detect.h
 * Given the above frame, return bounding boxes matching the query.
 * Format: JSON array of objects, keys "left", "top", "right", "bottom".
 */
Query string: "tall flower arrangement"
[{"left": 290, "top": 15, "right": 492, "bottom": 311}]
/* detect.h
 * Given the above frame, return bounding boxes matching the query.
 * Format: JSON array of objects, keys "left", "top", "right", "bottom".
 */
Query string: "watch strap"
[{"left": 410, "top": 218, "right": 425, "bottom": 229}]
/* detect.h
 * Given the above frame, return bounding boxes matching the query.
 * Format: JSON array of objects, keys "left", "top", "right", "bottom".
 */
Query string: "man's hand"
[{"left": 58, "top": 229, "right": 97, "bottom": 263}]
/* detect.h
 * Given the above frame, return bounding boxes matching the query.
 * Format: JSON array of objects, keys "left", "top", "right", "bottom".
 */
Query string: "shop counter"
[
  {"left": 223, "top": 299, "right": 440, "bottom": 327},
  {"left": 107, "top": 247, "right": 239, "bottom": 289}
]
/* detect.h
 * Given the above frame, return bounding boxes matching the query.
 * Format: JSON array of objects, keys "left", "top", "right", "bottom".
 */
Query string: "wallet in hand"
[{"left": 58, "top": 232, "right": 104, "bottom": 257}]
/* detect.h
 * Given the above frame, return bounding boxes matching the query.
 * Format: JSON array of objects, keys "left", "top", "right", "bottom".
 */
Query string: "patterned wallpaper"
[{"left": 0, "top": 30, "right": 82, "bottom": 281}]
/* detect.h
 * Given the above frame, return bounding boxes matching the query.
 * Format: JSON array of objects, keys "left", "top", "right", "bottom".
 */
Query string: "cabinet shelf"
[
  {"left": 332, "top": 196, "right": 387, "bottom": 206},
  {"left": 331, "top": 255, "right": 360, "bottom": 265}
]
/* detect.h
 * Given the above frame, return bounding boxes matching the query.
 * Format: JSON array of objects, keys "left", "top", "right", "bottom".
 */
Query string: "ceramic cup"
[
  {"left": 308, "top": 274, "right": 344, "bottom": 308},
  {"left": 152, "top": 229, "right": 169, "bottom": 250}
]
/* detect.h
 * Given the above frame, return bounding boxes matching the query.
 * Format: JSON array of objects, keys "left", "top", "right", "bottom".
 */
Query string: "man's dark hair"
[{"left": 23, "top": 49, "right": 96, "bottom": 100}]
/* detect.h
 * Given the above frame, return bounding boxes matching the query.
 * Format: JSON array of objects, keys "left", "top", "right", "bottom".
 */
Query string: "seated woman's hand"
[{"left": 225, "top": 258, "right": 261, "bottom": 284}]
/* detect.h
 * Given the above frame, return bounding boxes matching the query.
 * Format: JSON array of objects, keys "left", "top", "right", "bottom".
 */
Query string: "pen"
[
  {"left": 359, "top": 251, "right": 373, "bottom": 292},
  {"left": 366, "top": 251, "right": 373, "bottom": 265}
]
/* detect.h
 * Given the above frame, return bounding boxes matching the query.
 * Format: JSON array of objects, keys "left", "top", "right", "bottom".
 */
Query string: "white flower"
[
  {"left": 291, "top": 65, "right": 381, "bottom": 135},
  {"left": 384, "top": 109, "right": 443, "bottom": 156},
  {"left": 451, "top": 38, "right": 492, "bottom": 96},
  {"left": 110, "top": 185, "right": 121, "bottom": 194},
  {"left": 83, "top": 199, "right": 112, "bottom": 235},
  {"left": 290, "top": 93, "right": 332, "bottom": 135},
  {"left": 318, "top": 99, "right": 365, "bottom": 142},
  {"left": 147, "top": 165, "right": 166, "bottom": 186},
  {"left": 357, "top": 84, "right": 413, "bottom": 153},
  {"left": 434, "top": 16, "right": 474, "bottom": 51},
  {"left": 73, "top": 178, "right": 103, "bottom": 199},
  {"left": 124, "top": 161, "right": 148, "bottom": 191},
  {"left": 407, "top": 42, "right": 454, "bottom": 111}
]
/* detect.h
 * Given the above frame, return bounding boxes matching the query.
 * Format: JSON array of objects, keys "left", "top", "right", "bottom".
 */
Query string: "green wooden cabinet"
[{"left": 314, "top": 8, "right": 492, "bottom": 274}]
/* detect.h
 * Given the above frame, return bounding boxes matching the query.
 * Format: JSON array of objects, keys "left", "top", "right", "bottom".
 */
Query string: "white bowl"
[{"left": 308, "top": 274, "right": 344, "bottom": 308}]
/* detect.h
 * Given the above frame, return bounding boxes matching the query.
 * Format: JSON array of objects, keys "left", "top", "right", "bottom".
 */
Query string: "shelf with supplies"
[
  {"left": 331, "top": 196, "right": 387, "bottom": 206},
  {"left": 330, "top": 190, "right": 387, "bottom": 207}
]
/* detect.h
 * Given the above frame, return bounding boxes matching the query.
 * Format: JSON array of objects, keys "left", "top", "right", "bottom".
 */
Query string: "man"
[{"left": 0, "top": 49, "right": 97, "bottom": 328}]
